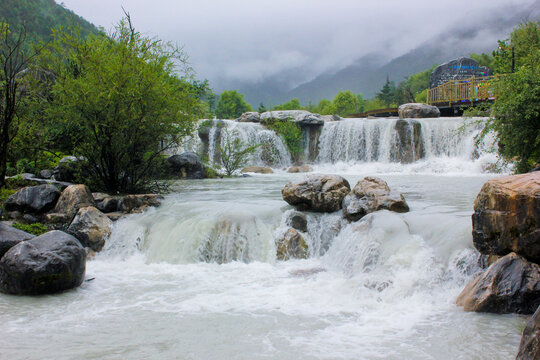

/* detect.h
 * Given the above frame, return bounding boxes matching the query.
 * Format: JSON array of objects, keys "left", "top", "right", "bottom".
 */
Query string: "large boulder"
[
  {"left": 0, "top": 230, "right": 86, "bottom": 295},
  {"left": 241, "top": 166, "right": 273, "bottom": 174},
  {"left": 92, "top": 193, "right": 120, "bottom": 213},
  {"left": 276, "top": 228, "right": 308, "bottom": 260},
  {"left": 516, "top": 306, "right": 540, "bottom": 360},
  {"left": 237, "top": 112, "right": 261, "bottom": 123},
  {"left": 260, "top": 110, "right": 324, "bottom": 126},
  {"left": 4, "top": 185, "right": 61, "bottom": 214},
  {"left": 342, "top": 177, "right": 409, "bottom": 222},
  {"left": 472, "top": 172, "right": 540, "bottom": 263},
  {"left": 392, "top": 119, "right": 425, "bottom": 163},
  {"left": 167, "top": 152, "right": 205, "bottom": 179},
  {"left": 68, "top": 206, "right": 113, "bottom": 252},
  {"left": 0, "top": 223, "right": 35, "bottom": 259},
  {"left": 456, "top": 253, "right": 540, "bottom": 314},
  {"left": 53, "top": 156, "right": 85, "bottom": 183},
  {"left": 54, "top": 184, "right": 95, "bottom": 220},
  {"left": 282, "top": 175, "right": 350, "bottom": 212},
  {"left": 398, "top": 103, "right": 440, "bottom": 119},
  {"left": 118, "top": 194, "right": 162, "bottom": 213}
]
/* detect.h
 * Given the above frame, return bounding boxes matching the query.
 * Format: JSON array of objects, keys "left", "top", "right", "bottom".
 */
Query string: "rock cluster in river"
[{"left": 282, "top": 175, "right": 351, "bottom": 212}]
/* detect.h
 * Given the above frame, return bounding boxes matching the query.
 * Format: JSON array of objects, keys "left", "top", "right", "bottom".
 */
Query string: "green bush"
[{"left": 265, "top": 119, "right": 303, "bottom": 162}]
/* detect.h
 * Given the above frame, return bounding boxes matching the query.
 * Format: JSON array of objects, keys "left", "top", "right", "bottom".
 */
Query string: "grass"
[{"left": 12, "top": 223, "right": 50, "bottom": 236}]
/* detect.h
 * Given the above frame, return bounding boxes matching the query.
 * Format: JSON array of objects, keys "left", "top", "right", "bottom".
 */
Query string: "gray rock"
[
  {"left": 167, "top": 152, "right": 205, "bottom": 179},
  {"left": 68, "top": 206, "right": 113, "bottom": 252},
  {"left": 93, "top": 193, "right": 120, "bottom": 213},
  {"left": 342, "top": 177, "right": 409, "bottom": 222},
  {"left": 4, "top": 185, "right": 61, "bottom": 214},
  {"left": 260, "top": 110, "right": 324, "bottom": 126},
  {"left": 392, "top": 119, "right": 424, "bottom": 163},
  {"left": 0, "top": 223, "right": 35, "bottom": 259},
  {"left": 282, "top": 175, "right": 350, "bottom": 212},
  {"left": 286, "top": 211, "right": 308, "bottom": 232},
  {"left": 237, "top": 112, "right": 261, "bottom": 123},
  {"left": 398, "top": 103, "right": 440, "bottom": 119},
  {"left": 516, "top": 305, "right": 540, "bottom": 360},
  {"left": 320, "top": 114, "right": 341, "bottom": 122},
  {"left": 0, "top": 230, "right": 86, "bottom": 295},
  {"left": 54, "top": 184, "right": 96, "bottom": 220},
  {"left": 39, "top": 169, "right": 53, "bottom": 179},
  {"left": 53, "top": 156, "right": 83, "bottom": 183},
  {"left": 456, "top": 252, "right": 540, "bottom": 314}
]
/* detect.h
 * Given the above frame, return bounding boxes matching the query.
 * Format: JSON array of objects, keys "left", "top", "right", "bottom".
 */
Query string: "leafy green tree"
[
  {"left": 265, "top": 120, "right": 303, "bottom": 163},
  {"left": 493, "top": 22, "right": 539, "bottom": 74},
  {"left": 44, "top": 17, "right": 205, "bottom": 193},
  {"left": 355, "top": 93, "right": 365, "bottom": 113},
  {"left": 469, "top": 53, "right": 495, "bottom": 71},
  {"left": 273, "top": 98, "right": 303, "bottom": 111},
  {"left": 215, "top": 90, "right": 252, "bottom": 119},
  {"left": 257, "top": 102, "right": 267, "bottom": 113},
  {"left": 376, "top": 76, "right": 396, "bottom": 107},
  {"left": 218, "top": 128, "right": 260, "bottom": 176},
  {"left": 332, "top": 90, "right": 360, "bottom": 116},
  {"left": 488, "top": 24, "right": 540, "bottom": 172}
]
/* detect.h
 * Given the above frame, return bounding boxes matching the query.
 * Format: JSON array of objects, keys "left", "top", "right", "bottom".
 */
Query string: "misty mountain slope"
[{"left": 241, "top": 3, "right": 539, "bottom": 106}]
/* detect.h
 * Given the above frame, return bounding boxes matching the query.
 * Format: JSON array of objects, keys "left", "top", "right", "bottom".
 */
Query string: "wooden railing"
[{"left": 427, "top": 76, "right": 495, "bottom": 106}]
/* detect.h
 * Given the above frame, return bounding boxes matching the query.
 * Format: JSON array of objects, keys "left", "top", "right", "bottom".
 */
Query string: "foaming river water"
[{"left": 0, "top": 171, "right": 527, "bottom": 360}]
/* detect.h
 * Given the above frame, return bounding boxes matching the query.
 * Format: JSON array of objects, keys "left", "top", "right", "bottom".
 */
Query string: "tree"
[
  {"left": 469, "top": 53, "right": 495, "bottom": 71},
  {"left": 488, "top": 22, "right": 540, "bottom": 172},
  {"left": 273, "top": 98, "right": 303, "bottom": 111},
  {"left": 215, "top": 90, "right": 252, "bottom": 119},
  {"left": 45, "top": 16, "right": 205, "bottom": 193},
  {"left": 376, "top": 76, "right": 396, "bottom": 107},
  {"left": 0, "top": 23, "right": 43, "bottom": 187},
  {"left": 218, "top": 128, "right": 259, "bottom": 176},
  {"left": 332, "top": 90, "right": 360, "bottom": 116},
  {"left": 493, "top": 22, "right": 539, "bottom": 74},
  {"left": 257, "top": 102, "right": 267, "bottom": 113}
]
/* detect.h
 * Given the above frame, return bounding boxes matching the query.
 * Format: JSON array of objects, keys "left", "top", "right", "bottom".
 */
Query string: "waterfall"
[{"left": 316, "top": 117, "right": 490, "bottom": 164}]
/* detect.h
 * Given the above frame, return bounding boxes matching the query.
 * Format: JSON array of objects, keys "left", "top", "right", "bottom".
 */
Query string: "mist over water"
[{"left": 0, "top": 117, "right": 524, "bottom": 359}]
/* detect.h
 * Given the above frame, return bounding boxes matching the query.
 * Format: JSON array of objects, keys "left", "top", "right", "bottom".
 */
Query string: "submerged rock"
[
  {"left": 398, "top": 103, "right": 440, "bottom": 118},
  {"left": 68, "top": 206, "right": 113, "bottom": 252},
  {"left": 167, "top": 152, "right": 205, "bottom": 179},
  {"left": 0, "top": 223, "right": 35, "bottom": 259},
  {"left": 285, "top": 211, "right": 308, "bottom": 232},
  {"left": 54, "top": 184, "right": 95, "bottom": 220},
  {"left": 342, "top": 177, "right": 409, "bottom": 222},
  {"left": 472, "top": 172, "right": 540, "bottom": 263},
  {"left": 0, "top": 230, "right": 86, "bottom": 295},
  {"left": 516, "top": 306, "right": 540, "bottom": 360},
  {"left": 282, "top": 174, "right": 350, "bottom": 212},
  {"left": 241, "top": 166, "right": 273, "bottom": 174},
  {"left": 456, "top": 252, "right": 540, "bottom": 314},
  {"left": 4, "top": 185, "right": 61, "bottom": 214},
  {"left": 277, "top": 228, "right": 308, "bottom": 260}
]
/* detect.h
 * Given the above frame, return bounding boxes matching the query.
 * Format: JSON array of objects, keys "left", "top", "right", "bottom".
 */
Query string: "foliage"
[
  {"left": 257, "top": 103, "right": 267, "bottom": 113},
  {"left": 364, "top": 98, "right": 387, "bottom": 112},
  {"left": 273, "top": 98, "right": 303, "bottom": 111},
  {"left": 493, "top": 22, "right": 539, "bottom": 74},
  {"left": 490, "top": 54, "right": 540, "bottom": 172},
  {"left": 470, "top": 53, "right": 495, "bottom": 71},
  {"left": 265, "top": 119, "right": 303, "bottom": 162},
  {"left": 12, "top": 222, "right": 49, "bottom": 236},
  {"left": 43, "top": 17, "right": 205, "bottom": 193},
  {"left": 215, "top": 90, "right": 252, "bottom": 119},
  {"left": 332, "top": 90, "right": 360, "bottom": 116},
  {"left": 218, "top": 129, "right": 260, "bottom": 176},
  {"left": 0, "top": 188, "right": 16, "bottom": 203}
]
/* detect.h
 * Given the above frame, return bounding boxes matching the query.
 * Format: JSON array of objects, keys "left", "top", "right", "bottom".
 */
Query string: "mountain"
[
  {"left": 0, "top": 0, "right": 98, "bottom": 42},
  {"left": 239, "top": 3, "right": 539, "bottom": 106}
]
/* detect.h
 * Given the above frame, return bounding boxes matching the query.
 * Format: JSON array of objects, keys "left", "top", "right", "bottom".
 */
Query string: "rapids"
[{"left": 0, "top": 117, "right": 525, "bottom": 360}]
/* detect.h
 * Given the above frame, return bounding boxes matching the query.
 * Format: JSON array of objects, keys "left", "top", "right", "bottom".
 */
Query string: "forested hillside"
[{"left": 0, "top": 0, "right": 98, "bottom": 42}]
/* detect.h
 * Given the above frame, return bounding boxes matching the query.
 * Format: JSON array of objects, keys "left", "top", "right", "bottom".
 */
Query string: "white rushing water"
[{"left": 0, "top": 117, "right": 524, "bottom": 360}]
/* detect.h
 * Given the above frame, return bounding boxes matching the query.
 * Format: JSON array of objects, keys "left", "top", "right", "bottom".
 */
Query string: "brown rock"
[
  {"left": 456, "top": 253, "right": 540, "bottom": 314},
  {"left": 472, "top": 172, "right": 540, "bottom": 263},
  {"left": 241, "top": 166, "right": 274, "bottom": 174},
  {"left": 286, "top": 211, "right": 308, "bottom": 232},
  {"left": 282, "top": 175, "right": 350, "bottom": 212},
  {"left": 118, "top": 194, "right": 162, "bottom": 213},
  {"left": 342, "top": 176, "right": 409, "bottom": 221},
  {"left": 67, "top": 206, "right": 113, "bottom": 252},
  {"left": 287, "top": 165, "right": 312, "bottom": 173},
  {"left": 516, "top": 305, "right": 540, "bottom": 360},
  {"left": 277, "top": 228, "right": 308, "bottom": 260},
  {"left": 54, "top": 184, "right": 95, "bottom": 220}
]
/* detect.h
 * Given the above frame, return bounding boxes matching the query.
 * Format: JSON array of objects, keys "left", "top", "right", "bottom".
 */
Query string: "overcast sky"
[{"left": 58, "top": 0, "right": 538, "bottom": 91}]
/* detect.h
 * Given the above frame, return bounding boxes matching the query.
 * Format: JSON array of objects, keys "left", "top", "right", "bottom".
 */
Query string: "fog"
[{"left": 59, "top": 0, "right": 538, "bottom": 92}]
